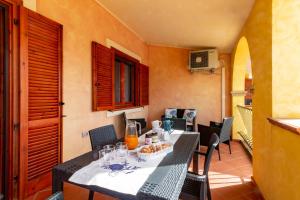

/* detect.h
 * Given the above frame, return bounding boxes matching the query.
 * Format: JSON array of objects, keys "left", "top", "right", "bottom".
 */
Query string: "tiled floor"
[
  {"left": 26, "top": 141, "right": 263, "bottom": 200},
  {"left": 195, "top": 141, "right": 264, "bottom": 200}
]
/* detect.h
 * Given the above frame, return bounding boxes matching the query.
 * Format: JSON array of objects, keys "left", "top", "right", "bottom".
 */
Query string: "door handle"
[{"left": 58, "top": 102, "right": 65, "bottom": 106}]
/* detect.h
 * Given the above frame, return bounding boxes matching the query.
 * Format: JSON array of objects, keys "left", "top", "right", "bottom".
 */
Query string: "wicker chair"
[
  {"left": 180, "top": 133, "right": 219, "bottom": 200},
  {"left": 161, "top": 108, "right": 197, "bottom": 131},
  {"left": 198, "top": 117, "right": 233, "bottom": 160},
  {"left": 47, "top": 192, "right": 63, "bottom": 200},
  {"left": 165, "top": 118, "right": 187, "bottom": 131},
  {"left": 88, "top": 124, "right": 121, "bottom": 200},
  {"left": 89, "top": 124, "right": 119, "bottom": 151}
]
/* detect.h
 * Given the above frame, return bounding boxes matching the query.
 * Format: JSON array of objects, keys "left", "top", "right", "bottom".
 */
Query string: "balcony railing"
[{"left": 237, "top": 105, "right": 253, "bottom": 155}]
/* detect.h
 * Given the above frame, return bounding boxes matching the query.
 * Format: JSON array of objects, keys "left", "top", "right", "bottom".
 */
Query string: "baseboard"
[{"left": 234, "top": 139, "right": 253, "bottom": 160}]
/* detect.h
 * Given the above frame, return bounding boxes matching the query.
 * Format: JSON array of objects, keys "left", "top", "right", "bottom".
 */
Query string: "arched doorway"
[{"left": 232, "top": 37, "right": 253, "bottom": 153}]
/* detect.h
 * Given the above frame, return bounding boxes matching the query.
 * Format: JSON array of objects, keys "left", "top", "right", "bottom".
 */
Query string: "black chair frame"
[
  {"left": 181, "top": 133, "right": 220, "bottom": 200},
  {"left": 198, "top": 117, "right": 233, "bottom": 160}
]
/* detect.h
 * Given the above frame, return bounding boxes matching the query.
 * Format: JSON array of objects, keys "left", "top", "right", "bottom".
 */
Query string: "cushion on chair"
[
  {"left": 183, "top": 109, "right": 197, "bottom": 123},
  {"left": 165, "top": 108, "right": 177, "bottom": 118}
]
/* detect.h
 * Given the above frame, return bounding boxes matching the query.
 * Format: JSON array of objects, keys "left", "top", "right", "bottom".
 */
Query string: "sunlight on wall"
[
  {"left": 272, "top": 0, "right": 300, "bottom": 118},
  {"left": 36, "top": 0, "right": 149, "bottom": 161},
  {"left": 233, "top": 0, "right": 300, "bottom": 199},
  {"left": 232, "top": 0, "right": 273, "bottom": 198},
  {"left": 232, "top": 37, "right": 251, "bottom": 139},
  {"left": 23, "top": 0, "right": 36, "bottom": 11}
]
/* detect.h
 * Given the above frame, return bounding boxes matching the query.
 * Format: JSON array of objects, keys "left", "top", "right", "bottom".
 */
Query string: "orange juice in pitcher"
[{"left": 125, "top": 121, "right": 139, "bottom": 150}]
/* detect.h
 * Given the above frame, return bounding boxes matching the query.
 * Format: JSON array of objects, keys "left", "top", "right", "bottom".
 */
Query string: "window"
[
  {"left": 92, "top": 42, "right": 149, "bottom": 111},
  {"left": 113, "top": 48, "right": 139, "bottom": 109},
  {"left": 114, "top": 51, "right": 136, "bottom": 108}
]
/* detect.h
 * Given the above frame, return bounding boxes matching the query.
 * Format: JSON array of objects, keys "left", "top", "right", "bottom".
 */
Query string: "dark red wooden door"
[{"left": 19, "top": 7, "right": 63, "bottom": 198}]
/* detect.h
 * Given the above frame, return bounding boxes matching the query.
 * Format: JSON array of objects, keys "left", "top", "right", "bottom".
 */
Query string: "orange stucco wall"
[
  {"left": 148, "top": 45, "right": 231, "bottom": 126},
  {"left": 35, "top": 0, "right": 149, "bottom": 161},
  {"left": 32, "top": 0, "right": 232, "bottom": 162}
]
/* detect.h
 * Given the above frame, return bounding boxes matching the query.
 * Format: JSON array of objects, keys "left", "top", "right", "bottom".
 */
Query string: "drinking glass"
[
  {"left": 99, "top": 145, "right": 115, "bottom": 166},
  {"left": 103, "top": 144, "right": 115, "bottom": 150},
  {"left": 116, "top": 142, "right": 128, "bottom": 164},
  {"left": 99, "top": 149, "right": 110, "bottom": 167},
  {"left": 116, "top": 142, "right": 127, "bottom": 148}
]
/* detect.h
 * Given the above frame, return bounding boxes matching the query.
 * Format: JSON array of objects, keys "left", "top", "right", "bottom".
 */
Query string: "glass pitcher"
[{"left": 125, "top": 121, "right": 139, "bottom": 150}]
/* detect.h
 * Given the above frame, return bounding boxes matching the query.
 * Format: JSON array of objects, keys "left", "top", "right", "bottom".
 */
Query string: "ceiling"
[{"left": 96, "top": 0, "right": 255, "bottom": 53}]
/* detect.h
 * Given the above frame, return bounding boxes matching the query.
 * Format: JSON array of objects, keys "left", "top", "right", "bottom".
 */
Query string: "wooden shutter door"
[
  {"left": 19, "top": 7, "right": 63, "bottom": 198},
  {"left": 138, "top": 64, "right": 149, "bottom": 106},
  {"left": 92, "top": 42, "right": 114, "bottom": 111}
]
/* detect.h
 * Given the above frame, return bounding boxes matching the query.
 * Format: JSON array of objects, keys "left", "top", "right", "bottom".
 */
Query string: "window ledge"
[
  {"left": 107, "top": 107, "right": 144, "bottom": 117},
  {"left": 268, "top": 118, "right": 300, "bottom": 135}
]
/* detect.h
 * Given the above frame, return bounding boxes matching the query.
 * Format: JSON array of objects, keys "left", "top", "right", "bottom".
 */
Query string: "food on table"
[
  {"left": 139, "top": 143, "right": 172, "bottom": 154},
  {"left": 161, "top": 143, "right": 171, "bottom": 149},
  {"left": 151, "top": 132, "right": 159, "bottom": 143},
  {"left": 145, "top": 133, "right": 152, "bottom": 145}
]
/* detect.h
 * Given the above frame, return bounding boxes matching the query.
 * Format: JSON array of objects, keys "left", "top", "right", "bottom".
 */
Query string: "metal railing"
[{"left": 237, "top": 105, "right": 253, "bottom": 155}]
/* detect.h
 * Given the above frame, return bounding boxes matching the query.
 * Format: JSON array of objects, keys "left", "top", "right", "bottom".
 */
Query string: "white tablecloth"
[{"left": 68, "top": 130, "right": 184, "bottom": 196}]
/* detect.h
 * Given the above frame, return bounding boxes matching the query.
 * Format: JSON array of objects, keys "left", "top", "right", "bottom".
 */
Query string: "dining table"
[{"left": 52, "top": 130, "right": 200, "bottom": 200}]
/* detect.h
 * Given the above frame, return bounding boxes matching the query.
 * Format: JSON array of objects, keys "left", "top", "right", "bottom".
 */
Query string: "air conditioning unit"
[{"left": 188, "top": 49, "right": 219, "bottom": 71}]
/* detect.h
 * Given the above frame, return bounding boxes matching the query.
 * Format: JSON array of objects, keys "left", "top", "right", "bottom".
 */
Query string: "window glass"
[
  {"left": 115, "top": 61, "right": 121, "bottom": 103},
  {"left": 114, "top": 59, "right": 134, "bottom": 105},
  {"left": 124, "top": 63, "right": 132, "bottom": 102}
]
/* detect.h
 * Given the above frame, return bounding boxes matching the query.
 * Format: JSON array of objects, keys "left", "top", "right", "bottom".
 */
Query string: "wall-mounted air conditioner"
[{"left": 188, "top": 49, "right": 219, "bottom": 71}]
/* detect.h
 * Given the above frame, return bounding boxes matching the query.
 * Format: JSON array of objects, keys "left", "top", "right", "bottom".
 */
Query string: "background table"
[{"left": 52, "top": 131, "right": 199, "bottom": 200}]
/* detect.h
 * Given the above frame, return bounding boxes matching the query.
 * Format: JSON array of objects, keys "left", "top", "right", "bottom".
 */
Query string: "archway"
[{"left": 232, "top": 37, "right": 252, "bottom": 147}]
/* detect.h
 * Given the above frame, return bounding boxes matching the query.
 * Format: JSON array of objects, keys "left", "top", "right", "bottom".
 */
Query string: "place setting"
[{"left": 68, "top": 119, "right": 185, "bottom": 196}]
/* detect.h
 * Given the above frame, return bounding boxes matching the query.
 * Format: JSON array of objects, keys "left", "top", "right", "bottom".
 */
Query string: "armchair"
[{"left": 198, "top": 117, "right": 233, "bottom": 160}]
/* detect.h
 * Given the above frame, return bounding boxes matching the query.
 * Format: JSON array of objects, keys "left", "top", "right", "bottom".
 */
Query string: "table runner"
[{"left": 68, "top": 130, "right": 184, "bottom": 196}]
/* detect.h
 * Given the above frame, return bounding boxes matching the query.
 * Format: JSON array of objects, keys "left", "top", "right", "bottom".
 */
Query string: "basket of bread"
[{"left": 137, "top": 142, "right": 173, "bottom": 160}]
